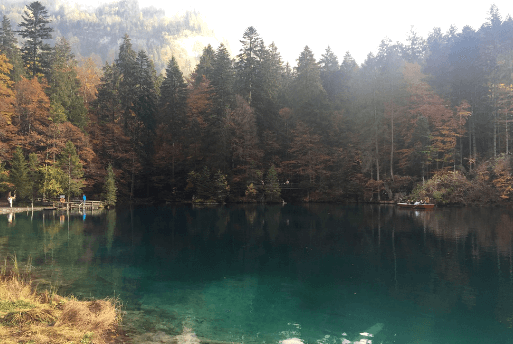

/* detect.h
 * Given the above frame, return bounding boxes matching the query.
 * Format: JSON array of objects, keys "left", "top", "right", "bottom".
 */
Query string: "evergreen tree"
[
  {"left": 0, "top": 159, "right": 9, "bottom": 193},
  {"left": 27, "top": 153, "right": 40, "bottom": 204},
  {"left": 264, "top": 164, "right": 281, "bottom": 202},
  {"left": 193, "top": 44, "right": 215, "bottom": 85},
  {"left": 103, "top": 163, "right": 117, "bottom": 208},
  {"left": 213, "top": 169, "right": 229, "bottom": 202},
  {"left": 9, "top": 147, "right": 30, "bottom": 199},
  {"left": 133, "top": 50, "right": 157, "bottom": 134},
  {"left": 48, "top": 37, "right": 88, "bottom": 128},
  {"left": 235, "top": 26, "right": 263, "bottom": 105},
  {"left": 39, "top": 164, "right": 64, "bottom": 199},
  {"left": 0, "top": 15, "right": 24, "bottom": 82},
  {"left": 292, "top": 46, "right": 329, "bottom": 130},
  {"left": 212, "top": 43, "right": 235, "bottom": 114},
  {"left": 95, "top": 62, "right": 121, "bottom": 123},
  {"left": 116, "top": 34, "right": 138, "bottom": 128},
  {"left": 159, "top": 56, "right": 188, "bottom": 134},
  {"left": 252, "top": 41, "right": 283, "bottom": 137},
  {"left": 58, "top": 141, "right": 84, "bottom": 201},
  {"left": 319, "top": 46, "right": 341, "bottom": 101},
  {"left": 18, "top": 1, "right": 53, "bottom": 78}
]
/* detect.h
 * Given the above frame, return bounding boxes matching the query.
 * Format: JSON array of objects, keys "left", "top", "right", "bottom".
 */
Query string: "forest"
[{"left": 1, "top": 1, "right": 513, "bottom": 205}]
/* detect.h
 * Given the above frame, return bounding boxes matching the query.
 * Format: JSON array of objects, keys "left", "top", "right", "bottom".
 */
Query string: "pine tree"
[
  {"left": 48, "top": 37, "right": 88, "bottom": 128},
  {"left": 235, "top": 26, "right": 263, "bottom": 105},
  {"left": 27, "top": 153, "right": 40, "bottom": 204},
  {"left": 116, "top": 34, "right": 138, "bottom": 129},
  {"left": 18, "top": 1, "right": 53, "bottom": 78},
  {"left": 9, "top": 147, "right": 30, "bottom": 199},
  {"left": 0, "top": 159, "right": 10, "bottom": 193},
  {"left": 58, "top": 141, "right": 84, "bottom": 201},
  {"left": 95, "top": 62, "right": 121, "bottom": 123},
  {"left": 0, "top": 15, "right": 24, "bottom": 82},
  {"left": 103, "top": 163, "right": 117, "bottom": 208},
  {"left": 159, "top": 56, "right": 188, "bottom": 134},
  {"left": 319, "top": 46, "right": 341, "bottom": 101},
  {"left": 264, "top": 164, "right": 281, "bottom": 202},
  {"left": 193, "top": 44, "right": 215, "bottom": 85}
]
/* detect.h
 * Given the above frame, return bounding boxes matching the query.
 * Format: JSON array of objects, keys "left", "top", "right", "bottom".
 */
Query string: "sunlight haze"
[{"left": 63, "top": 0, "right": 513, "bottom": 66}]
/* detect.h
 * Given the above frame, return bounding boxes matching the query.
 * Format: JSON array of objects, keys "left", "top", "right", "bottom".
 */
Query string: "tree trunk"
[{"left": 390, "top": 105, "right": 394, "bottom": 180}]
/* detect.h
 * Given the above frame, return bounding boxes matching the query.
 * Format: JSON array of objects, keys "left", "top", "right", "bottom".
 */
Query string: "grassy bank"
[{"left": 0, "top": 256, "right": 120, "bottom": 344}]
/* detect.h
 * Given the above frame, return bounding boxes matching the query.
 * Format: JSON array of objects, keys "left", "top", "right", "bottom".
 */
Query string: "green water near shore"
[{"left": 0, "top": 205, "right": 512, "bottom": 343}]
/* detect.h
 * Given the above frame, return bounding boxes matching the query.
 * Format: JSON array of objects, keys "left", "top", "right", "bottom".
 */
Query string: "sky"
[{"left": 69, "top": 0, "right": 513, "bottom": 66}]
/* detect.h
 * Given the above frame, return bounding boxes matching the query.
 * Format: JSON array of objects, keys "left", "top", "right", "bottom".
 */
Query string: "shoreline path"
[{"left": 0, "top": 206, "right": 46, "bottom": 214}]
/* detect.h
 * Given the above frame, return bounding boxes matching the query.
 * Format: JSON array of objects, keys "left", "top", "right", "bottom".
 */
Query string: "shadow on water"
[{"left": 1, "top": 204, "right": 513, "bottom": 343}]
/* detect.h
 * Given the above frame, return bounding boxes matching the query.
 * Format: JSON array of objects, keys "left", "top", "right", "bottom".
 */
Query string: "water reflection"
[{"left": 0, "top": 205, "right": 512, "bottom": 343}]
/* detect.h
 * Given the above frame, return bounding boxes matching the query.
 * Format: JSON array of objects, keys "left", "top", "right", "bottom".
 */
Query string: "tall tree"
[
  {"left": 193, "top": 44, "right": 215, "bottom": 85},
  {"left": 103, "top": 163, "right": 117, "bottom": 208},
  {"left": 159, "top": 56, "right": 188, "bottom": 145},
  {"left": 18, "top": 1, "right": 53, "bottom": 78},
  {"left": 0, "top": 15, "right": 24, "bottom": 82},
  {"left": 9, "top": 147, "right": 30, "bottom": 199},
  {"left": 48, "top": 37, "right": 88, "bottom": 129},
  {"left": 319, "top": 46, "right": 341, "bottom": 101},
  {"left": 235, "top": 26, "right": 263, "bottom": 105},
  {"left": 292, "top": 46, "right": 329, "bottom": 132},
  {"left": 95, "top": 62, "right": 121, "bottom": 123},
  {"left": 58, "top": 140, "right": 84, "bottom": 201}
]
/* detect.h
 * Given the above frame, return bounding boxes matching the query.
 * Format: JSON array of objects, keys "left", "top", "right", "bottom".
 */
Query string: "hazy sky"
[{"left": 70, "top": 0, "right": 511, "bottom": 66}]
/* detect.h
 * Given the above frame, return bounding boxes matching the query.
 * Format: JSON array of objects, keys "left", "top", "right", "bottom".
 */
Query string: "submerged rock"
[{"left": 280, "top": 338, "right": 304, "bottom": 344}]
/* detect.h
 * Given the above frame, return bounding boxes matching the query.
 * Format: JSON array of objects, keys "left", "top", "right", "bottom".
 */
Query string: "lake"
[{"left": 0, "top": 204, "right": 512, "bottom": 344}]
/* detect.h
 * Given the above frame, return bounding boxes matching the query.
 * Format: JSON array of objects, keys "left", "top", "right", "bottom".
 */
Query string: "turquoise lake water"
[{"left": 0, "top": 204, "right": 512, "bottom": 343}]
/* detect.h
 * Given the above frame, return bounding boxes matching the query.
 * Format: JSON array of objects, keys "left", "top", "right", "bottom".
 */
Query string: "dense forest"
[
  {"left": 1, "top": 0, "right": 220, "bottom": 75},
  {"left": 1, "top": 1, "right": 513, "bottom": 205}
]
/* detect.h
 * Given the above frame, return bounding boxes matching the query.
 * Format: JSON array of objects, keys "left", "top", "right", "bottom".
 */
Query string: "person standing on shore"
[{"left": 7, "top": 191, "right": 15, "bottom": 208}]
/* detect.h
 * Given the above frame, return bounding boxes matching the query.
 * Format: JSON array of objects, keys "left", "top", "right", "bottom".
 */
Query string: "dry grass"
[{"left": 0, "top": 275, "right": 121, "bottom": 344}]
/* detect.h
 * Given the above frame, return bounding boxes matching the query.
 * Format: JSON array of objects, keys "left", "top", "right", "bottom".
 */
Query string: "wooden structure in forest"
[{"left": 49, "top": 199, "right": 104, "bottom": 210}]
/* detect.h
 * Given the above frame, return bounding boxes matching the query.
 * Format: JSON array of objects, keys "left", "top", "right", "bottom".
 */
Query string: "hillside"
[{"left": 0, "top": 0, "right": 227, "bottom": 75}]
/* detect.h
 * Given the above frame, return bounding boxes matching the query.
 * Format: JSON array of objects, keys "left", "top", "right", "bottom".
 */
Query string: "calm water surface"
[{"left": 1, "top": 204, "right": 513, "bottom": 344}]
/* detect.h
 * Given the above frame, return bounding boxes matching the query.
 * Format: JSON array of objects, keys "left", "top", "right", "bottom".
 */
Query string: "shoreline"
[{"left": 0, "top": 206, "right": 46, "bottom": 214}]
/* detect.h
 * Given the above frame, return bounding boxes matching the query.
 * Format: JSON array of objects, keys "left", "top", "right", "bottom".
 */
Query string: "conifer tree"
[
  {"left": 18, "top": 1, "right": 53, "bottom": 78},
  {"left": 58, "top": 141, "right": 84, "bottom": 201},
  {"left": 95, "top": 62, "right": 121, "bottom": 123},
  {"left": 48, "top": 37, "right": 88, "bottom": 128},
  {"left": 264, "top": 164, "right": 281, "bottom": 202},
  {"left": 235, "top": 26, "right": 263, "bottom": 105},
  {"left": 159, "top": 56, "right": 188, "bottom": 134},
  {"left": 27, "top": 153, "right": 40, "bottom": 204},
  {"left": 193, "top": 44, "right": 215, "bottom": 85},
  {"left": 116, "top": 34, "right": 138, "bottom": 128},
  {"left": 0, "top": 159, "right": 10, "bottom": 193},
  {"left": 9, "top": 147, "right": 30, "bottom": 199},
  {"left": 103, "top": 163, "right": 117, "bottom": 208},
  {"left": 0, "top": 15, "right": 24, "bottom": 82}
]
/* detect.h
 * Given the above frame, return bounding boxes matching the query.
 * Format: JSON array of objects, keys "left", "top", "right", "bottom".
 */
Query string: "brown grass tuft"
[
  {"left": 55, "top": 298, "right": 119, "bottom": 337},
  {"left": 4, "top": 308, "right": 58, "bottom": 325},
  {"left": 0, "top": 274, "right": 121, "bottom": 344}
]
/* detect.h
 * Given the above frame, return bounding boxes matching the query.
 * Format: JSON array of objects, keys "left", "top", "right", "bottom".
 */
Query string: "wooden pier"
[{"left": 51, "top": 200, "right": 104, "bottom": 210}]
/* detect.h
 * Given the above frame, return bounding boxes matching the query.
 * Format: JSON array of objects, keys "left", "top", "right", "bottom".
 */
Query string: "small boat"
[{"left": 397, "top": 203, "right": 435, "bottom": 209}]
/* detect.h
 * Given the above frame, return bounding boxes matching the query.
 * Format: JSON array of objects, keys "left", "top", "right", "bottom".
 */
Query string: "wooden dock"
[{"left": 53, "top": 200, "right": 104, "bottom": 210}]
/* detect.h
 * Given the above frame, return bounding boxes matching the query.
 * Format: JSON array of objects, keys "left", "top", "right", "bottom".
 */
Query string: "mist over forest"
[
  {"left": 1, "top": 1, "right": 513, "bottom": 206},
  {"left": 1, "top": 0, "right": 224, "bottom": 75}
]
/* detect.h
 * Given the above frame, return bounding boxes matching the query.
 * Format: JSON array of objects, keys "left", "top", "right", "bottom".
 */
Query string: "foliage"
[
  {"left": 18, "top": 1, "right": 53, "bottom": 78},
  {"left": 103, "top": 163, "right": 117, "bottom": 207},
  {"left": 58, "top": 141, "right": 84, "bottom": 201},
  {"left": 264, "top": 164, "right": 281, "bottom": 202},
  {"left": 9, "top": 147, "right": 29, "bottom": 199},
  {"left": 187, "top": 167, "right": 229, "bottom": 203}
]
